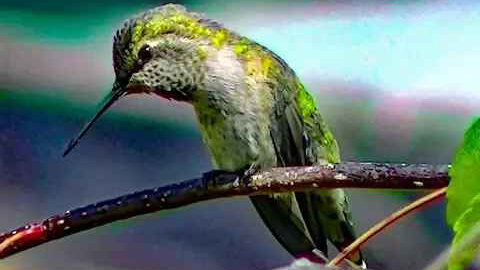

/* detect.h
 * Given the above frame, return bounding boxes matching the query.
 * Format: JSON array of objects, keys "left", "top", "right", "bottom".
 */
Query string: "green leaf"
[
  {"left": 446, "top": 117, "right": 480, "bottom": 227},
  {"left": 446, "top": 117, "right": 480, "bottom": 270},
  {"left": 448, "top": 194, "right": 480, "bottom": 270}
]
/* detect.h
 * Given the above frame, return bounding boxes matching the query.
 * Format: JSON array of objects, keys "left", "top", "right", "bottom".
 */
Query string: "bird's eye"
[{"left": 137, "top": 44, "right": 153, "bottom": 63}]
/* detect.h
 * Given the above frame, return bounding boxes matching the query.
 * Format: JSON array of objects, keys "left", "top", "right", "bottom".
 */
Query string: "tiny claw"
[
  {"left": 236, "top": 163, "right": 261, "bottom": 186},
  {"left": 201, "top": 164, "right": 260, "bottom": 190},
  {"left": 243, "top": 163, "right": 260, "bottom": 178}
]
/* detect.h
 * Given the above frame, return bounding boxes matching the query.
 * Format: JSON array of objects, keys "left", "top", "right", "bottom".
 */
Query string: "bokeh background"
[{"left": 1, "top": 0, "right": 478, "bottom": 269}]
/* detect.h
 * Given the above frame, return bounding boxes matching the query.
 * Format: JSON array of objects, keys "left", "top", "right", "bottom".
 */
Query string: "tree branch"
[{"left": 0, "top": 162, "right": 449, "bottom": 260}]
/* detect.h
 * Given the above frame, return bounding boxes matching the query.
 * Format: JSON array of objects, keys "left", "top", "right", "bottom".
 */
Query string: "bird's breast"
[
  {"left": 193, "top": 101, "right": 276, "bottom": 172},
  {"left": 191, "top": 46, "right": 277, "bottom": 171}
]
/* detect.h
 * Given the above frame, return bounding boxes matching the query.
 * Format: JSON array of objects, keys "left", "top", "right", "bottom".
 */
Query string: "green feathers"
[
  {"left": 296, "top": 82, "right": 316, "bottom": 119},
  {"left": 114, "top": 4, "right": 285, "bottom": 86},
  {"left": 114, "top": 4, "right": 273, "bottom": 78},
  {"left": 129, "top": 5, "right": 227, "bottom": 52},
  {"left": 113, "top": 4, "right": 223, "bottom": 78},
  {"left": 296, "top": 82, "right": 340, "bottom": 164}
]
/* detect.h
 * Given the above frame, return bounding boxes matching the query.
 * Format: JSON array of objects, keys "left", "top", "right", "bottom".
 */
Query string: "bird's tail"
[
  {"left": 249, "top": 194, "right": 328, "bottom": 263},
  {"left": 295, "top": 189, "right": 367, "bottom": 269}
]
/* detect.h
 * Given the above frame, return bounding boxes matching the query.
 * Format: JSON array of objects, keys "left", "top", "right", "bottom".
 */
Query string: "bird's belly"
[{"left": 195, "top": 112, "right": 276, "bottom": 172}]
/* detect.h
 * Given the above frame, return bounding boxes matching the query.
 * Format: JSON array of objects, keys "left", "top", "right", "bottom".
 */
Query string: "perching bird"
[{"left": 63, "top": 4, "right": 365, "bottom": 267}]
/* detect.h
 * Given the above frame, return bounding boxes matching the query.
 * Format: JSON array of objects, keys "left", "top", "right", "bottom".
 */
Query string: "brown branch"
[
  {"left": 328, "top": 187, "right": 447, "bottom": 267},
  {"left": 0, "top": 162, "right": 450, "bottom": 260}
]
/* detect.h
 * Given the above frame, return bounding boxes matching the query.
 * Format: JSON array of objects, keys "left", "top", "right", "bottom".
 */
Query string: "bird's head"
[{"left": 63, "top": 4, "right": 230, "bottom": 156}]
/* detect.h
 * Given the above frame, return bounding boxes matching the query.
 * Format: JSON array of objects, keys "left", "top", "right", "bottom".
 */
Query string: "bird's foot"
[
  {"left": 242, "top": 163, "right": 260, "bottom": 178},
  {"left": 202, "top": 170, "right": 238, "bottom": 189},
  {"left": 201, "top": 164, "right": 260, "bottom": 190},
  {"left": 236, "top": 163, "right": 260, "bottom": 187}
]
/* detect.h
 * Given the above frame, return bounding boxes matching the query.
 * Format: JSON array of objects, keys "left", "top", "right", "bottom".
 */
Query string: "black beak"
[{"left": 63, "top": 82, "right": 127, "bottom": 157}]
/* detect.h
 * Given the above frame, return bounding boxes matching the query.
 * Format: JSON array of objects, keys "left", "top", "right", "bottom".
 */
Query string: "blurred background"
[{"left": 0, "top": 0, "right": 478, "bottom": 269}]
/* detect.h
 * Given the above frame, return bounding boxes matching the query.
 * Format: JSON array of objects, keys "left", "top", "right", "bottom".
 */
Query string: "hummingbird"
[{"left": 63, "top": 4, "right": 365, "bottom": 267}]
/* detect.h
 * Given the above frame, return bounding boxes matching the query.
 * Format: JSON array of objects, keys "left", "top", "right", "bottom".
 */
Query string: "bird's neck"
[{"left": 191, "top": 46, "right": 247, "bottom": 110}]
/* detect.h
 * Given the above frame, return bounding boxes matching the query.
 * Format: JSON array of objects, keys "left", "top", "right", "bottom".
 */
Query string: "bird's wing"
[
  {"left": 246, "top": 42, "right": 363, "bottom": 265},
  {"left": 290, "top": 83, "right": 364, "bottom": 264},
  {"left": 268, "top": 88, "right": 331, "bottom": 256},
  {"left": 249, "top": 84, "right": 320, "bottom": 260}
]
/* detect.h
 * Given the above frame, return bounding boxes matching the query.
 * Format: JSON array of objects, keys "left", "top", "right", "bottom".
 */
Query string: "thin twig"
[
  {"left": 0, "top": 162, "right": 449, "bottom": 260},
  {"left": 327, "top": 187, "right": 448, "bottom": 267}
]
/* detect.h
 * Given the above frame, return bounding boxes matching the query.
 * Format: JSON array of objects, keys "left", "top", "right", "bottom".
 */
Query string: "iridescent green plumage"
[{"left": 65, "top": 4, "right": 364, "bottom": 266}]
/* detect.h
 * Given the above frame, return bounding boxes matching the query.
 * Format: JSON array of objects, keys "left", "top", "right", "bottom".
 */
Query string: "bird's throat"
[{"left": 154, "top": 89, "right": 192, "bottom": 102}]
